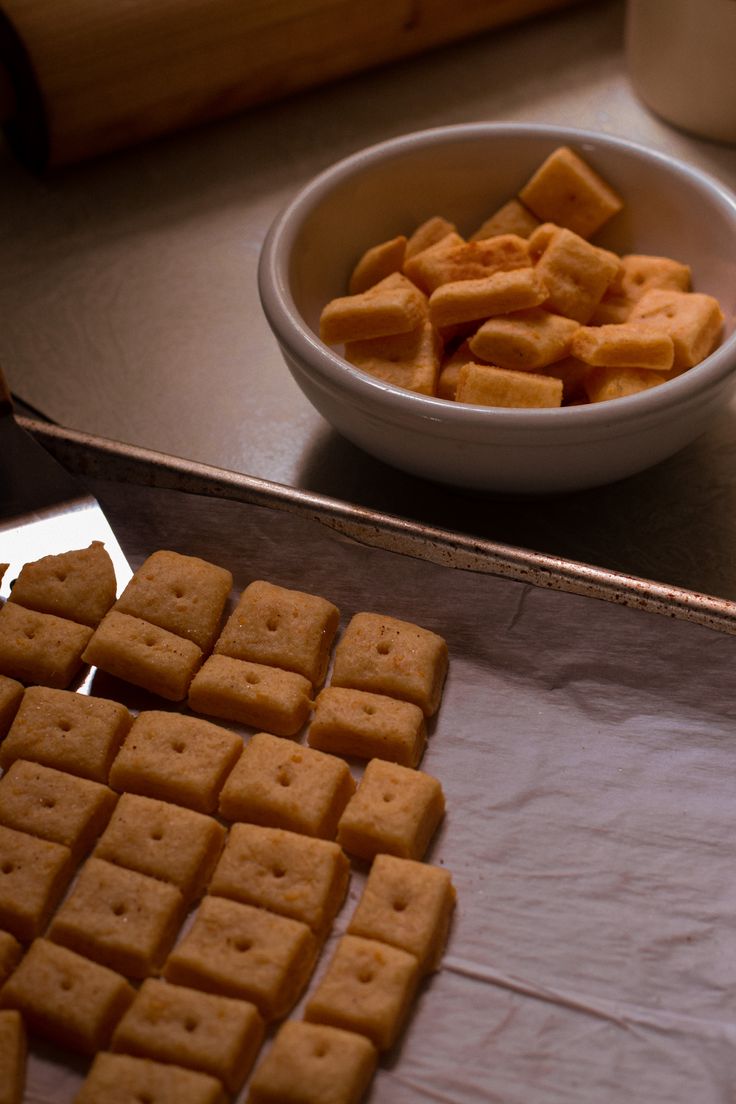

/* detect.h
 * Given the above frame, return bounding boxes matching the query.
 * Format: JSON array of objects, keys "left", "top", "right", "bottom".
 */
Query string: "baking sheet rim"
[{"left": 22, "top": 415, "right": 736, "bottom": 638}]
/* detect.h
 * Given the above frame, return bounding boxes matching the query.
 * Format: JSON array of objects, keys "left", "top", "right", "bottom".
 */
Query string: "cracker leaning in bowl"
[{"left": 319, "top": 144, "right": 724, "bottom": 410}]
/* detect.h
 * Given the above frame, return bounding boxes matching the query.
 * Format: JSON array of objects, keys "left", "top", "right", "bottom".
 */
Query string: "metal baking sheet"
[{"left": 10, "top": 421, "right": 736, "bottom": 1104}]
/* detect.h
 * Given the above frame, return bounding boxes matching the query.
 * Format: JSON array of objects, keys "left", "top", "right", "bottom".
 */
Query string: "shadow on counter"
[{"left": 297, "top": 407, "right": 736, "bottom": 603}]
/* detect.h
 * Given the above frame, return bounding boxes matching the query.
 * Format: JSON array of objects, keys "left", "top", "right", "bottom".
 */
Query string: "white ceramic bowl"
[{"left": 258, "top": 123, "right": 736, "bottom": 494}]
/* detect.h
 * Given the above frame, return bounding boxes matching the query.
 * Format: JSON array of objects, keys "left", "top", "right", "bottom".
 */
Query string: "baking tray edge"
[{"left": 23, "top": 416, "right": 736, "bottom": 637}]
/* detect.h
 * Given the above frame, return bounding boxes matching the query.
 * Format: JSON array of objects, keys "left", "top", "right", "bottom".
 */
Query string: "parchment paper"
[{"left": 22, "top": 479, "right": 736, "bottom": 1104}]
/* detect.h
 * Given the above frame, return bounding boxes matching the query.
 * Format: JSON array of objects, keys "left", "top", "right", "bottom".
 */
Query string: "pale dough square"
[
  {"left": 518, "top": 145, "right": 623, "bottom": 238},
  {"left": 75, "top": 1053, "right": 226, "bottom": 1104},
  {"left": 164, "top": 894, "right": 318, "bottom": 1021},
  {"left": 188, "top": 654, "right": 312, "bottom": 736},
  {"left": 330, "top": 611, "right": 448, "bottom": 717},
  {"left": 0, "top": 602, "right": 92, "bottom": 690},
  {"left": 0, "top": 932, "right": 22, "bottom": 986},
  {"left": 247, "top": 1020, "right": 377, "bottom": 1104},
  {"left": 0, "top": 824, "right": 74, "bottom": 941},
  {"left": 0, "top": 938, "right": 135, "bottom": 1054},
  {"left": 8, "top": 541, "right": 117, "bottom": 628},
  {"left": 337, "top": 759, "right": 445, "bottom": 862},
  {"left": 48, "top": 856, "right": 184, "bottom": 978},
  {"left": 304, "top": 933, "right": 420, "bottom": 1051},
  {"left": 94, "top": 792, "right": 226, "bottom": 904},
  {"left": 0, "top": 685, "right": 132, "bottom": 782},
  {"left": 0, "top": 1009, "right": 25, "bottom": 1104},
  {"left": 83, "top": 610, "right": 203, "bottom": 702},
  {"left": 114, "top": 550, "right": 233, "bottom": 653},
  {"left": 0, "top": 677, "right": 23, "bottom": 740},
  {"left": 0, "top": 759, "right": 117, "bottom": 863},
  {"left": 209, "top": 822, "right": 350, "bottom": 936},
  {"left": 456, "top": 362, "right": 563, "bottom": 409},
  {"left": 348, "top": 854, "right": 456, "bottom": 974},
  {"left": 215, "top": 579, "right": 339, "bottom": 688},
  {"left": 109, "top": 710, "right": 242, "bottom": 814},
  {"left": 218, "top": 731, "right": 355, "bottom": 839},
  {"left": 307, "top": 686, "right": 427, "bottom": 768},
  {"left": 112, "top": 977, "right": 264, "bottom": 1094}
]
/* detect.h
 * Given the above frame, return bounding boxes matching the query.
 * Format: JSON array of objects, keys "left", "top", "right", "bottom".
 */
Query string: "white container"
[
  {"left": 258, "top": 123, "right": 736, "bottom": 495},
  {"left": 626, "top": 0, "right": 736, "bottom": 144}
]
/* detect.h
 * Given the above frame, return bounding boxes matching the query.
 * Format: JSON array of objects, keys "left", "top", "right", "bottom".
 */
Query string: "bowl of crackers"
[{"left": 258, "top": 123, "right": 736, "bottom": 494}]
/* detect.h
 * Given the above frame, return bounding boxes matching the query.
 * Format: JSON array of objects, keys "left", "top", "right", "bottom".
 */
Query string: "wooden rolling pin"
[{"left": 0, "top": 0, "right": 580, "bottom": 169}]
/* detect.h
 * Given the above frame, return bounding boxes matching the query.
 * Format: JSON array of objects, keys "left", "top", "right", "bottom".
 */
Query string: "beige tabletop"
[{"left": 2, "top": 0, "right": 736, "bottom": 601}]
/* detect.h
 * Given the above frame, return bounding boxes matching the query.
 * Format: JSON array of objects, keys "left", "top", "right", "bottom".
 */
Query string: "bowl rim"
[{"left": 258, "top": 121, "right": 736, "bottom": 430}]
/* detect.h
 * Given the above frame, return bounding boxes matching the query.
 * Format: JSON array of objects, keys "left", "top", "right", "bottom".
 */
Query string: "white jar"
[{"left": 626, "top": 0, "right": 736, "bottom": 144}]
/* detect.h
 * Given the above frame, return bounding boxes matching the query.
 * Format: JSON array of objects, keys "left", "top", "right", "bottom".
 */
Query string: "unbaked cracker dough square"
[
  {"left": 330, "top": 612, "right": 448, "bottom": 717},
  {"left": 209, "top": 822, "right": 350, "bottom": 936},
  {"left": 347, "top": 854, "right": 456, "bottom": 974},
  {"left": 114, "top": 550, "right": 233, "bottom": 653},
  {"left": 0, "top": 676, "right": 23, "bottom": 741},
  {"left": 0, "top": 685, "right": 132, "bottom": 782},
  {"left": 215, "top": 579, "right": 339, "bottom": 688},
  {"left": 337, "top": 759, "right": 445, "bottom": 862},
  {"left": 164, "top": 894, "right": 318, "bottom": 1021},
  {"left": 0, "top": 824, "right": 74, "bottom": 942},
  {"left": 0, "top": 602, "right": 92, "bottom": 690},
  {"left": 112, "top": 977, "right": 264, "bottom": 1094},
  {"left": 94, "top": 792, "right": 226, "bottom": 904},
  {"left": 0, "top": 932, "right": 22, "bottom": 987},
  {"left": 109, "top": 711, "right": 242, "bottom": 814},
  {"left": 8, "top": 541, "right": 117, "bottom": 628},
  {"left": 0, "top": 759, "right": 117, "bottom": 863},
  {"left": 308, "top": 686, "right": 427, "bottom": 768},
  {"left": 75, "top": 1053, "right": 226, "bottom": 1104},
  {"left": 0, "top": 1008, "right": 25, "bottom": 1104},
  {"left": 218, "top": 732, "right": 355, "bottom": 839},
  {"left": 247, "top": 1020, "right": 377, "bottom": 1104},
  {"left": 48, "top": 856, "right": 184, "bottom": 979},
  {"left": 0, "top": 938, "right": 135, "bottom": 1054},
  {"left": 304, "top": 933, "right": 419, "bottom": 1051},
  {"left": 83, "top": 610, "right": 203, "bottom": 702},
  {"left": 188, "top": 654, "right": 313, "bottom": 736}
]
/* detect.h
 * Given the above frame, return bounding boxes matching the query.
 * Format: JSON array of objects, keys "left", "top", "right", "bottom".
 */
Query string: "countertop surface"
[{"left": 3, "top": 0, "right": 736, "bottom": 602}]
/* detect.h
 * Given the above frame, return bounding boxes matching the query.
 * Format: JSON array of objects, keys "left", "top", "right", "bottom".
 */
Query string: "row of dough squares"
[
  {"left": 0, "top": 547, "right": 448, "bottom": 747},
  {"left": 0, "top": 738, "right": 453, "bottom": 1101},
  {"left": 0, "top": 547, "right": 454, "bottom": 1102}
]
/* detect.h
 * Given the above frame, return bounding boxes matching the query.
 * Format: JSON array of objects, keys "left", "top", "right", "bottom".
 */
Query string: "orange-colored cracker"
[
  {"left": 348, "top": 235, "right": 407, "bottom": 294},
  {"left": 533, "top": 226, "right": 621, "bottom": 323},
  {"left": 518, "top": 145, "right": 623, "bottom": 239},
  {"left": 404, "top": 233, "right": 530, "bottom": 294},
  {"left": 344, "top": 320, "right": 442, "bottom": 396},
  {"left": 469, "top": 308, "right": 579, "bottom": 371},
  {"left": 628, "top": 288, "right": 724, "bottom": 370},
  {"left": 470, "top": 197, "right": 540, "bottom": 241},
  {"left": 571, "top": 323, "right": 674, "bottom": 370},
  {"left": 320, "top": 272, "right": 427, "bottom": 345},
  {"left": 428, "top": 267, "right": 547, "bottom": 328},
  {"left": 456, "top": 362, "right": 563, "bottom": 409}
]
